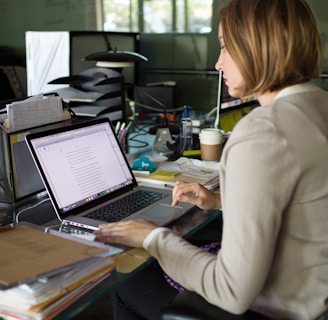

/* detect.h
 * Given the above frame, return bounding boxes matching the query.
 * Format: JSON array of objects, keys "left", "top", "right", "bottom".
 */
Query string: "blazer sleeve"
[{"left": 144, "top": 111, "right": 300, "bottom": 314}]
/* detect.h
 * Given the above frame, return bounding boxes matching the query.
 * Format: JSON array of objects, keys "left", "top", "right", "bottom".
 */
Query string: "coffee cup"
[{"left": 199, "top": 128, "right": 224, "bottom": 161}]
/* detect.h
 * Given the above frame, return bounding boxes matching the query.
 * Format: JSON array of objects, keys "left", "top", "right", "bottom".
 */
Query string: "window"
[{"left": 102, "top": 0, "right": 213, "bottom": 33}]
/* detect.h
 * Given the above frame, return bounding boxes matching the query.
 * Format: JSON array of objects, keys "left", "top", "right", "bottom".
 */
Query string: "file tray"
[{"left": 0, "top": 119, "right": 77, "bottom": 202}]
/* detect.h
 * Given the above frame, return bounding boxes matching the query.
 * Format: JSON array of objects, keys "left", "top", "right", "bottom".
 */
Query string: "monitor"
[{"left": 215, "top": 71, "right": 259, "bottom": 132}]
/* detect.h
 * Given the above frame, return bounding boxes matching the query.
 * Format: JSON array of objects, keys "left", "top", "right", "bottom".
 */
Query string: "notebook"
[{"left": 25, "top": 118, "right": 193, "bottom": 232}]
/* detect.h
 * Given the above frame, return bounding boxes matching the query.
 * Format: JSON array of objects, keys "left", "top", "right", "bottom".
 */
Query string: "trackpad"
[{"left": 142, "top": 204, "right": 184, "bottom": 226}]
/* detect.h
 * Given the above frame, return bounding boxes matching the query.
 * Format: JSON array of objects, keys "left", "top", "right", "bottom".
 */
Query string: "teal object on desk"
[{"left": 132, "top": 156, "right": 157, "bottom": 173}]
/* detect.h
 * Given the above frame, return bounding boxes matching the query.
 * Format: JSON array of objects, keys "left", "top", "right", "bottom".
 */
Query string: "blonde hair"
[{"left": 220, "top": 0, "right": 324, "bottom": 95}]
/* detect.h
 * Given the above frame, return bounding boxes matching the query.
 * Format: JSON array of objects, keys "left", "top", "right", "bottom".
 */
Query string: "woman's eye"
[{"left": 220, "top": 45, "right": 226, "bottom": 52}]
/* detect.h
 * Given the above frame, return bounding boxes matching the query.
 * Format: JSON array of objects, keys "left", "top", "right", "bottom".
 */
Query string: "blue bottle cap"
[{"left": 182, "top": 105, "right": 190, "bottom": 118}]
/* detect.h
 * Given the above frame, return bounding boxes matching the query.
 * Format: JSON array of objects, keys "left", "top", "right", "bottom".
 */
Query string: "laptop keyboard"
[{"left": 85, "top": 189, "right": 168, "bottom": 223}]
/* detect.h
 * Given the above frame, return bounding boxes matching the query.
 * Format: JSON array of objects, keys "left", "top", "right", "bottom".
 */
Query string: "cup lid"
[{"left": 200, "top": 128, "right": 223, "bottom": 135}]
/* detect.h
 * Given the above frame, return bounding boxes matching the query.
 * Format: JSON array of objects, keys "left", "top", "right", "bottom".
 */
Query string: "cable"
[
  {"left": 126, "top": 98, "right": 184, "bottom": 113},
  {"left": 205, "top": 105, "right": 219, "bottom": 121},
  {"left": 214, "top": 70, "right": 223, "bottom": 129},
  {"left": 125, "top": 122, "right": 151, "bottom": 149},
  {"left": 15, "top": 197, "right": 50, "bottom": 223},
  {"left": 128, "top": 134, "right": 149, "bottom": 148}
]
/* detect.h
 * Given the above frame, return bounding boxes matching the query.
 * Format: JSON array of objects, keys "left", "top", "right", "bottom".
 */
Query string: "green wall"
[
  {"left": 0, "top": 0, "right": 98, "bottom": 59},
  {"left": 0, "top": 0, "right": 327, "bottom": 68}
]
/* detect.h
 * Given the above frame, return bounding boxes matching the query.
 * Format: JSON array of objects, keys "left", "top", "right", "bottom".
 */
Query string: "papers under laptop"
[{"left": 25, "top": 118, "right": 194, "bottom": 235}]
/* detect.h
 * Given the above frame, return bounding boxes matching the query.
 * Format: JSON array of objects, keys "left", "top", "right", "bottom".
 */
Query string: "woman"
[{"left": 94, "top": 0, "right": 328, "bottom": 319}]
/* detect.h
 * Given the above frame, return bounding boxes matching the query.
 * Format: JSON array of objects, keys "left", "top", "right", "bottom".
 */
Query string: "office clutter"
[
  {"left": 0, "top": 94, "right": 74, "bottom": 201},
  {"left": 48, "top": 67, "right": 126, "bottom": 122},
  {"left": 115, "top": 121, "right": 132, "bottom": 151},
  {"left": 132, "top": 156, "right": 157, "bottom": 173},
  {"left": 153, "top": 127, "right": 175, "bottom": 155},
  {"left": 179, "top": 106, "right": 193, "bottom": 154},
  {"left": 151, "top": 105, "right": 198, "bottom": 159},
  {"left": 3, "top": 94, "right": 69, "bottom": 132},
  {"left": 133, "top": 83, "right": 179, "bottom": 135},
  {"left": 134, "top": 156, "right": 220, "bottom": 191},
  {"left": 25, "top": 31, "right": 142, "bottom": 96},
  {"left": 0, "top": 223, "right": 117, "bottom": 319},
  {"left": 0, "top": 116, "right": 77, "bottom": 202}
]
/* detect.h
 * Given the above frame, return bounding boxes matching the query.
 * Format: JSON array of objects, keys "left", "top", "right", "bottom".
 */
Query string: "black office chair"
[
  {"left": 161, "top": 291, "right": 328, "bottom": 320},
  {"left": 161, "top": 291, "right": 274, "bottom": 320}
]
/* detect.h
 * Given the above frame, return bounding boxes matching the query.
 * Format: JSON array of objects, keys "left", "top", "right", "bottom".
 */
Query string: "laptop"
[{"left": 25, "top": 118, "right": 193, "bottom": 232}]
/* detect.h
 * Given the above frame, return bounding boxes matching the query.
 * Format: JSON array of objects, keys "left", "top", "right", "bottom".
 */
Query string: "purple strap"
[{"left": 164, "top": 241, "right": 221, "bottom": 292}]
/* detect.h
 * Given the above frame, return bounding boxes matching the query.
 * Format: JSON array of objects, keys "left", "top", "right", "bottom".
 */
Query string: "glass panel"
[
  {"left": 178, "top": 0, "right": 212, "bottom": 33},
  {"left": 143, "top": 0, "right": 173, "bottom": 32},
  {"left": 103, "top": 0, "right": 138, "bottom": 32},
  {"left": 102, "top": 0, "right": 213, "bottom": 34}
]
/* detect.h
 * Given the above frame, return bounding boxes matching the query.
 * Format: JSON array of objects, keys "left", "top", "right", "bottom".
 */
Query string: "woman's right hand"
[{"left": 172, "top": 181, "right": 221, "bottom": 210}]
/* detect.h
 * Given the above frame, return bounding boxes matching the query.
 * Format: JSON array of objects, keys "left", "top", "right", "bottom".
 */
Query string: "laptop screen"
[{"left": 26, "top": 119, "right": 136, "bottom": 216}]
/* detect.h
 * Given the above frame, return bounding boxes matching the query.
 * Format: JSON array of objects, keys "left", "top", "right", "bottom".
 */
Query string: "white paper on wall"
[{"left": 26, "top": 31, "right": 70, "bottom": 96}]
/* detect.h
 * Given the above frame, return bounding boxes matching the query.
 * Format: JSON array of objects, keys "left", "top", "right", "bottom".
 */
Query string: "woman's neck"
[{"left": 256, "top": 90, "right": 281, "bottom": 106}]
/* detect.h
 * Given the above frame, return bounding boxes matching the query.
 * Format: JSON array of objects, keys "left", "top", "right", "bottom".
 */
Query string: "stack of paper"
[
  {"left": 0, "top": 257, "right": 115, "bottom": 319},
  {"left": 51, "top": 86, "right": 104, "bottom": 103},
  {"left": 0, "top": 224, "right": 117, "bottom": 319},
  {"left": 135, "top": 157, "right": 220, "bottom": 190},
  {"left": 5, "top": 94, "right": 66, "bottom": 132}
]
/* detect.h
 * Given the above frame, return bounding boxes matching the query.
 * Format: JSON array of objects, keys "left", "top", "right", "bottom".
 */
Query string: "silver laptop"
[{"left": 25, "top": 118, "right": 193, "bottom": 231}]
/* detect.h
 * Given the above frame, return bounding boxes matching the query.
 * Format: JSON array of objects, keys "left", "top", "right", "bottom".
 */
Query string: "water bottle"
[{"left": 180, "top": 105, "right": 193, "bottom": 153}]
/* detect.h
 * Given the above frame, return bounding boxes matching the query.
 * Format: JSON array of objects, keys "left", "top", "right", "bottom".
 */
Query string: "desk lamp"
[
  {"left": 83, "top": 34, "right": 148, "bottom": 120},
  {"left": 83, "top": 33, "right": 148, "bottom": 71},
  {"left": 84, "top": 35, "right": 180, "bottom": 138},
  {"left": 84, "top": 48, "right": 148, "bottom": 70}
]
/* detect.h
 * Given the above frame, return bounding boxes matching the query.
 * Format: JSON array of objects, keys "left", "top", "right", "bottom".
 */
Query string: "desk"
[
  {"left": 12, "top": 197, "right": 221, "bottom": 320},
  {"left": 56, "top": 208, "right": 221, "bottom": 320},
  {"left": 1, "top": 118, "right": 221, "bottom": 319}
]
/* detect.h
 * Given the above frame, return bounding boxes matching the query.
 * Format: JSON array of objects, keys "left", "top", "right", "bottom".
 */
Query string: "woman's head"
[{"left": 217, "top": 0, "right": 324, "bottom": 96}]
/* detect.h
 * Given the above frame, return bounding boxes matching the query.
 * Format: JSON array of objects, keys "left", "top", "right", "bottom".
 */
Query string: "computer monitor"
[{"left": 215, "top": 71, "right": 259, "bottom": 132}]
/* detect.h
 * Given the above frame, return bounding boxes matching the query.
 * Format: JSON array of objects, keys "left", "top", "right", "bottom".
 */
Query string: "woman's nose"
[{"left": 215, "top": 54, "right": 223, "bottom": 71}]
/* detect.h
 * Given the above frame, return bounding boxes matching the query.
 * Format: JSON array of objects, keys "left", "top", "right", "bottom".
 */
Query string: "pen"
[
  {"left": 118, "top": 128, "right": 127, "bottom": 142},
  {"left": 125, "top": 121, "right": 132, "bottom": 132},
  {"left": 115, "top": 121, "right": 121, "bottom": 135},
  {"left": 119, "top": 122, "right": 126, "bottom": 133}
]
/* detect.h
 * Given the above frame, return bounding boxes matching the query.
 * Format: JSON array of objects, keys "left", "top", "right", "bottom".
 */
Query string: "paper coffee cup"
[{"left": 199, "top": 129, "right": 224, "bottom": 161}]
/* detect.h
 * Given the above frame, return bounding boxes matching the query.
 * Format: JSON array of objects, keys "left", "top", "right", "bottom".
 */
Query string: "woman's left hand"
[{"left": 172, "top": 181, "right": 221, "bottom": 210}]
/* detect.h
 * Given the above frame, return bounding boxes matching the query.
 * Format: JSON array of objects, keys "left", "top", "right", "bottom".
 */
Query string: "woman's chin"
[{"left": 228, "top": 88, "right": 242, "bottom": 98}]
